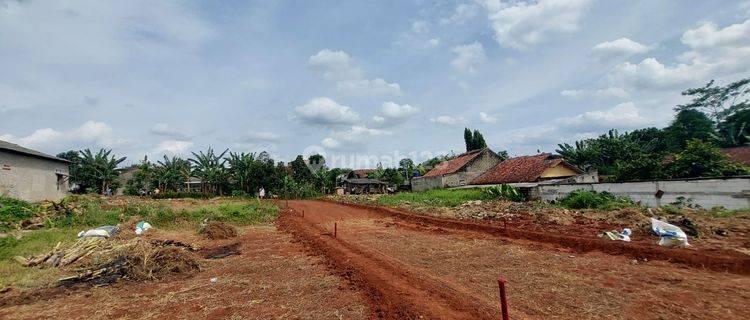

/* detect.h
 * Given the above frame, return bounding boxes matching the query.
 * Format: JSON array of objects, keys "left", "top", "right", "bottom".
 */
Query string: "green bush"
[
  {"left": 556, "top": 189, "right": 635, "bottom": 210},
  {"left": 0, "top": 196, "right": 39, "bottom": 232},
  {"left": 483, "top": 184, "right": 525, "bottom": 202}
]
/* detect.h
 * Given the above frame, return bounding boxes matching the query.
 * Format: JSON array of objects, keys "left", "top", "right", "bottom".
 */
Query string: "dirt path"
[{"left": 281, "top": 200, "right": 750, "bottom": 320}]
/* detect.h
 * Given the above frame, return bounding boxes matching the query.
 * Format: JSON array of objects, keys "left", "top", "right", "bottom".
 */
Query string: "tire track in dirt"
[
  {"left": 332, "top": 200, "right": 750, "bottom": 275},
  {"left": 277, "top": 206, "right": 498, "bottom": 319}
]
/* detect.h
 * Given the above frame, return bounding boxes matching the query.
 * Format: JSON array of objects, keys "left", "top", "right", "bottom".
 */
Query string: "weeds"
[
  {"left": 377, "top": 189, "right": 494, "bottom": 208},
  {"left": 556, "top": 189, "right": 636, "bottom": 210}
]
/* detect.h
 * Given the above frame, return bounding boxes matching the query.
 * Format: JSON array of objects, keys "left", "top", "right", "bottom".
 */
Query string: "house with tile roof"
[
  {"left": 412, "top": 148, "right": 503, "bottom": 191},
  {"left": 471, "top": 153, "right": 583, "bottom": 185},
  {"left": 723, "top": 146, "right": 750, "bottom": 166},
  {"left": 0, "top": 139, "right": 70, "bottom": 202}
]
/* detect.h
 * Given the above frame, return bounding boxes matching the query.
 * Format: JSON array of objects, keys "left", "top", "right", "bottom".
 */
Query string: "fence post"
[
  {"left": 334, "top": 222, "right": 337, "bottom": 238},
  {"left": 498, "top": 277, "right": 509, "bottom": 320}
]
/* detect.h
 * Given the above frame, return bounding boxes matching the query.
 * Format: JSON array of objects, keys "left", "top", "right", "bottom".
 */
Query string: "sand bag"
[{"left": 650, "top": 218, "right": 689, "bottom": 247}]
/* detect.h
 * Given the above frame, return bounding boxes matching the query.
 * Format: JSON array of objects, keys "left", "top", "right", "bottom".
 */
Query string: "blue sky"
[{"left": 1, "top": 0, "right": 750, "bottom": 168}]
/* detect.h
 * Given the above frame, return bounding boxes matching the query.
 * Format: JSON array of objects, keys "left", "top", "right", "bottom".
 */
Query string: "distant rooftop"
[{"left": 0, "top": 140, "right": 69, "bottom": 163}]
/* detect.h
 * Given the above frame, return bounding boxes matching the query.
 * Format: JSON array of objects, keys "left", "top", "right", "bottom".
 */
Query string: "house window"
[{"left": 459, "top": 179, "right": 467, "bottom": 186}]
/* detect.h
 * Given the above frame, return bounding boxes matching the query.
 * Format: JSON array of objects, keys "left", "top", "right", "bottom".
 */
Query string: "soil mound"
[{"left": 201, "top": 221, "right": 238, "bottom": 240}]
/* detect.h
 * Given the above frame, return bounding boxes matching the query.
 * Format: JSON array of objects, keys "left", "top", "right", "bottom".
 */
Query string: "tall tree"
[
  {"left": 676, "top": 78, "right": 750, "bottom": 123},
  {"left": 56, "top": 150, "right": 83, "bottom": 193},
  {"left": 464, "top": 127, "right": 474, "bottom": 152},
  {"left": 472, "top": 129, "right": 487, "bottom": 150},
  {"left": 290, "top": 155, "right": 312, "bottom": 183},
  {"left": 77, "top": 149, "right": 127, "bottom": 195},
  {"left": 664, "top": 109, "right": 716, "bottom": 149},
  {"left": 718, "top": 109, "right": 750, "bottom": 147},
  {"left": 189, "top": 148, "right": 229, "bottom": 194}
]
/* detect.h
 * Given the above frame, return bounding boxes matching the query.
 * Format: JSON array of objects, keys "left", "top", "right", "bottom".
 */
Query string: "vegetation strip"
[{"left": 330, "top": 200, "right": 750, "bottom": 275}]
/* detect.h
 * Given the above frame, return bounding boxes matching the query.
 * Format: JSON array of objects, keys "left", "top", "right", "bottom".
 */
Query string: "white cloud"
[
  {"left": 0, "top": 121, "right": 124, "bottom": 150},
  {"left": 309, "top": 49, "right": 401, "bottom": 96},
  {"left": 450, "top": 42, "right": 486, "bottom": 74},
  {"left": 479, "top": 112, "right": 498, "bottom": 123},
  {"left": 321, "top": 125, "right": 392, "bottom": 150},
  {"left": 555, "top": 102, "right": 651, "bottom": 132},
  {"left": 441, "top": 3, "right": 480, "bottom": 25},
  {"left": 153, "top": 140, "right": 194, "bottom": 155},
  {"left": 373, "top": 101, "right": 420, "bottom": 127},
  {"left": 293, "top": 97, "right": 361, "bottom": 127},
  {"left": 430, "top": 115, "right": 466, "bottom": 126},
  {"left": 608, "top": 19, "right": 750, "bottom": 90},
  {"left": 335, "top": 78, "right": 401, "bottom": 97},
  {"left": 481, "top": 0, "right": 593, "bottom": 49},
  {"left": 560, "top": 87, "right": 630, "bottom": 100},
  {"left": 428, "top": 38, "right": 441, "bottom": 47},
  {"left": 592, "top": 37, "right": 650, "bottom": 59}
]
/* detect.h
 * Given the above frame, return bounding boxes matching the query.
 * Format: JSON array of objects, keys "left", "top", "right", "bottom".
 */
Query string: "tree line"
[{"left": 556, "top": 78, "right": 750, "bottom": 181}]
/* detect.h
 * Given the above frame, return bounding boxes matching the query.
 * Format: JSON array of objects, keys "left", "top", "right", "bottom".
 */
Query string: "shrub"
[
  {"left": 483, "top": 185, "right": 525, "bottom": 202},
  {"left": 377, "top": 189, "right": 494, "bottom": 208},
  {"left": 0, "top": 196, "right": 38, "bottom": 232},
  {"left": 556, "top": 189, "right": 635, "bottom": 210}
]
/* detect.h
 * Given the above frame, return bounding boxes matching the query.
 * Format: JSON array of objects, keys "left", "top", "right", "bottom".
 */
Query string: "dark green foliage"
[
  {"left": 189, "top": 148, "right": 229, "bottom": 194},
  {"left": 664, "top": 140, "right": 748, "bottom": 178},
  {"left": 665, "top": 109, "right": 716, "bottom": 149},
  {"left": 483, "top": 184, "right": 524, "bottom": 202},
  {"left": 290, "top": 155, "right": 313, "bottom": 183},
  {"left": 718, "top": 109, "right": 750, "bottom": 147},
  {"left": 676, "top": 78, "right": 749, "bottom": 123},
  {"left": 0, "top": 196, "right": 37, "bottom": 232},
  {"left": 556, "top": 189, "right": 635, "bottom": 210},
  {"left": 495, "top": 150, "right": 509, "bottom": 160},
  {"left": 76, "top": 149, "right": 127, "bottom": 195},
  {"left": 56, "top": 150, "right": 83, "bottom": 193},
  {"left": 380, "top": 168, "right": 405, "bottom": 187},
  {"left": 464, "top": 127, "right": 487, "bottom": 152}
]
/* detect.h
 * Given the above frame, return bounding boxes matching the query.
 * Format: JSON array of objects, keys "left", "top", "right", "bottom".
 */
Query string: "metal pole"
[{"left": 498, "top": 277, "right": 509, "bottom": 320}]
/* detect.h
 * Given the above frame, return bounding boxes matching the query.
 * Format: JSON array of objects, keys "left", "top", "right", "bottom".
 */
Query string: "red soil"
[{"left": 280, "top": 200, "right": 750, "bottom": 319}]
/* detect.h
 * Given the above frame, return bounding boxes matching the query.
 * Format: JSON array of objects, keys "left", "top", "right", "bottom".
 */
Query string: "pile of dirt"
[{"left": 201, "top": 221, "right": 238, "bottom": 239}]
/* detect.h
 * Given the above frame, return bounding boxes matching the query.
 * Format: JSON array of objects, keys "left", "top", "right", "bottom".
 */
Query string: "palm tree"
[
  {"left": 78, "top": 148, "right": 127, "bottom": 195},
  {"left": 154, "top": 155, "right": 190, "bottom": 192},
  {"left": 189, "top": 148, "right": 229, "bottom": 194}
]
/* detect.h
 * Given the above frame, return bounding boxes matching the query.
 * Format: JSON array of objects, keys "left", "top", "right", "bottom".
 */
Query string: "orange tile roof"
[
  {"left": 723, "top": 147, "right": 750, "bottom": 166},
  {"left": 471, "top": 153, "right": 581, "bottom": 184},
  {"left": 423, "top": 149, "right": 487, "bottom": 177}
]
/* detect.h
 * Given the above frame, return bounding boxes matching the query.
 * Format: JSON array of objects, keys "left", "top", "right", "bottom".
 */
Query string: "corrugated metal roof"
[{"left": 0, "top": 139, "right": 69, "bottom": 163}]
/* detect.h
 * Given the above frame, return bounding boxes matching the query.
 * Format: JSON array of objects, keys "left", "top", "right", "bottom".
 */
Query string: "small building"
[
  {"left": 0, "top": 140, "right": 69, "bottom": 202},
  {"left": 471, "top": 153, "right": 584, "bottom": 186},
  {"left": 412, "top": 148, "right": 503, "bottom": 191},
  {"left": 341, "top": 178, "right": 386, "bottom": 194},
  {"left": 347, "top": 169, "right": 376, "bottom": 179}
]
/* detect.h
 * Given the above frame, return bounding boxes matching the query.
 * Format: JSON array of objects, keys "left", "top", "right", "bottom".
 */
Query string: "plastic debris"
[
  {"left": 651, "top": 218, "right": 689, "bottom": 247},
  {"left": 135, "top": 221, "right": 153, "bottom": 235},
  {"left": 210, "top": 277, "right": 218, "bottom": 284},
  {"left": 78, "top": 226, "right": 119, "bottom": 238},
  {"left": 600, "top": 228, "right": 631, "bottom": 242}
]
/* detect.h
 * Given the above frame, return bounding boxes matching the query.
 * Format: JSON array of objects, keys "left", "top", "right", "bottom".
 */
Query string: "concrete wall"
[
  {"left": 412, "top": 175, "right": 443, "bottom": 192},
  {"left": 0, "top": 151, "right": 69, "bottom": 202},
  {"left": 538, "top": 177, "right": 750, "bottom": 210}
]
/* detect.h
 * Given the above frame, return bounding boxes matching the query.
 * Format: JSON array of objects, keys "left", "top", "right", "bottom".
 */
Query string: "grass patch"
[
  {"left": 377, "top": 188, "right": 495, "bottom": 208},
  {"left": 0, "top": 228, "right": 77, "bottom": 289},
  {"left": 555, "top": 189, "right": 636, "bottom": 210}
]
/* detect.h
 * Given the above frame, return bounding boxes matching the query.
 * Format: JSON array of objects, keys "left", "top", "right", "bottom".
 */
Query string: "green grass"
[
  {"left": 0, "top": 228, "right": 77, "bottom": 289},
  {"left": 376, "top": 188, "right": 495, "bottom": 208},
  {"left": 554, "top": 189, "right": 637, "bottom": 211},
  {"left": 0, "top": 196, "right": 279, "bottom": 290}
]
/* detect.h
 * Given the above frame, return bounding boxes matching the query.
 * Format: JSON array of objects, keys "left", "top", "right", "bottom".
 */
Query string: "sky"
[{"left": 1, "top": 0, "right": 750, "bottom": 168}]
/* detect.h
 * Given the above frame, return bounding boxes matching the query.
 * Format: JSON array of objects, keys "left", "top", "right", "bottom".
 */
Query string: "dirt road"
[{"left": 280, "top": 200, "right": 750, "bottom": 319}]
